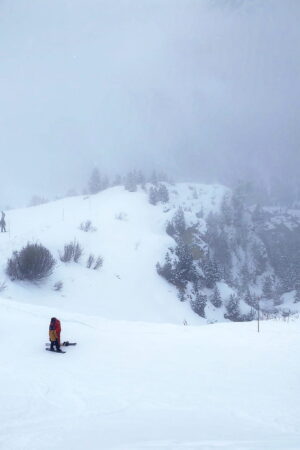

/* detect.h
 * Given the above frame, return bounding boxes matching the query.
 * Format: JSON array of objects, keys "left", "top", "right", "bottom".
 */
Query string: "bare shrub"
[
  {"left": 74, "top": 242, "right": 83, "bottom": 263},
  {"left": 53, "top": 281, "right": 63, "bottom": 291},
  {"left": 86, "top": 254, "right": 95, "bottom": 268},
  {"left": 86, "top": 254, "right": 103, "bottom": 270},
  {"left": 115, "top": 212, "right": 127, "bottom": 221},
  {"left": 93, "top": 256, "right": 103, "bottom": 270},
  {"left": 79, "top": 220, "right": 97, "bottom": 232},
  {"left": 59, "top": 240, "right": 83, "bottom": 263},
  {"left": 0, "top": 281, "right": 7, "bottom": 292},
  {"left": 6, "top": 243, "right": 56, "bottom": 281}
]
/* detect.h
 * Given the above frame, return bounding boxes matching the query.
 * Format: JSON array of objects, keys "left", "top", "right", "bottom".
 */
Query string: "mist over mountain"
[{"left": 0, "top": 0, "right": 299, "bottom": 207}]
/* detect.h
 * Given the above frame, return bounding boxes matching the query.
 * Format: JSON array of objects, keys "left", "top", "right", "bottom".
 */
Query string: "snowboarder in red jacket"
[{"left": 49, "top": 317, "right": 62, "bottom": 352}]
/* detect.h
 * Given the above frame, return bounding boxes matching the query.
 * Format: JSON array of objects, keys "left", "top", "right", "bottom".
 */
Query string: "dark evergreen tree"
[
  {"left": 240, "top": 263, "right": 250, "bottom": 290},
  {"left": 252, "top": 204, "right": 266, "bottom": 230},
  {"left": 220, "top": 193, "right": 233, "bottom": 226},
  {"left": 136, "top": 170, "right": 145, "bottom": 187},
  {"left": 156, "top": 252, "right": 175, "bottom": 284},
  {"left": 210, "top": 285, "right": 222, "bottom": 308},
  {"left": 173, "top": 240, "right": 194, "bottom": 286},
  {"left": 166, "top": 220, "right": 176, "bottom": 237},
  {"left": 224, "top": 294, "right": 241, "bottom": 321},
  {"left": 294, "top": 286, "right": 300, "bottom": 303},
  {"left": 214, "top": 230, "right": 232, "bottom": 273},
  {"left": 252, "top": 241, "right": 267, "bottom": 277},
  {"left": 173, "top": 207, "right": 186, "bottom": 236},
  {"left": 157, "top": 184, "right": 169, "bottom": 203},
  {"left": 150, "top": 170, "right": 158, "bottom": 186},
  {"left": 88, "top": 168, "right": 109, "bottom": 193},
  {"left": 149, "top": 187, "right": 158, "bottom": 205},
  {"left": 262, "top": 275, "right": 274, "bottom": 300},
  {"left": 191, "top": 291, "right": 207, "bottom": 318},
  {"left": 112, "top": 174, "right": 123, "bottom": 186},
  {"left": 243, "top": 287, "right": 254, "bottom": 307},
  {"left": 124, "top": 171, "right": 137, "bottom": 192},
  {"left": 88, "top": 168, "right": 102, "bottom": 194},
  {"left": 201, "top": 256, "right": 221, "bottom": 289}
]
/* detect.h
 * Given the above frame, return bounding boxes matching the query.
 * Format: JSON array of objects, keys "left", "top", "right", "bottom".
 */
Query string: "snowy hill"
[
  {"left": 0, "top": 183, "right": 226, "bottom": 324},
  {"left": 1, "top": 182, "right": 300, "bottom": 324},
  {"left": 1, "top": 184, "right": 300, "bottom": 449}
]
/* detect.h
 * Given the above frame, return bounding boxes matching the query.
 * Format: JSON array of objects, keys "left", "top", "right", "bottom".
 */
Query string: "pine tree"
[
  {"left": 252, "top": 241, "right": 267, "bottom": 276},
  {"left": 150, "top": 170, "right": 158, "bottom": 186},
  {"left": 136, "top": 170, "right": 145, "bottom": 187},
  {"left": 220, "top": 193, "right": 233, "bottom": 226},
  {"left": 243, "top": 287, "right": 254, "bottom": 307},
  {"left": 262, "top": 275, "right": 274, "bottom": 300},
  {"left": 240, "top": 263, "right": 250, "bottom": 290},
  {"left": 294, "top": 286, "right": 300, "bottom": 303},
  {"left": 112, "top": 174, "right": 123, "bottom": 186},
  {"left": 156, "top": 252, "right": 174, "bottom": 284},
  {"left": 191, "top": 291, "right": 207, "bottom": 318},
  {"left": 157, "top": 184, "right": 169, "bottom": 203},
  {"left": 224, "top": 294, "right": 241, "bottom": 321},
  {"left": 210, "top": 285, "right": 222, "bottom": 308},
  {"left": 173, "top": 207, "right": 186, "bottom": 236},
  {"left": 124, "top": 171, "right": 137, "bottom": 192},
  {"left": 201, "top": 256, "right": 221, "bottom": 289},
  {"left": 88, "top": 168, "right": 102, "bottom": 194},
  {"left": 174, "top": 240, "right": 194, "bottom": 285},
  {"left": 252, "top": 204, "right": 266, "bottom": 229},
  {"left": 149, "top": 187, "right": 158, "bottom": 205}
]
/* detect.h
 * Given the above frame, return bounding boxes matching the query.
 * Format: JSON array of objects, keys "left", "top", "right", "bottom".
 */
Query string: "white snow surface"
[{"left": 0, "top": 185, "right": 299, "bottom": 449}]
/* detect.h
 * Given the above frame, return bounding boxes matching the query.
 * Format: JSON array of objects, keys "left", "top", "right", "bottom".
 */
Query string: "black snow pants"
[{"left": 50, "top": 340, "right": 60, "bottom": 351}]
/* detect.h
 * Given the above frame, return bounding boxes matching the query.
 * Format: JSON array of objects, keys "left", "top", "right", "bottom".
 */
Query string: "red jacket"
[{"left": 55, "top": 319, "right": 61, "bottom": 344}]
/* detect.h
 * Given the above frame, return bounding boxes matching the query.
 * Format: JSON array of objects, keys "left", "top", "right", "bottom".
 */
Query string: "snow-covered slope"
[
  {"left": 1, "top": 299, "right": 299, "bottom": 450},
  {"left": 0, "top": 183, "right": 225, "bottom": 324},
  {"left": 1, "top": 185, "right": 299, "bottom": 449}
]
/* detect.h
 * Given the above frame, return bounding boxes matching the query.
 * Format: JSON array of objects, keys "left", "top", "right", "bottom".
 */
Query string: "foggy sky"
[{"left": 0, "top": 0, "right": 299, "bottom": 207}]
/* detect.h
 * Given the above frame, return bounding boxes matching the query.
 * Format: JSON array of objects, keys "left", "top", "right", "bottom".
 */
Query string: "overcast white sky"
[{"left": 0, "top": 0, "right": 299, "bottom": 206}]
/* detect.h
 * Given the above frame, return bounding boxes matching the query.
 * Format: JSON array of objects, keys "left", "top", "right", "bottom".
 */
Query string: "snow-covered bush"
[
  {"left": 28, "top": 195, "right": 49, "bottom": 207},
  {"left": 148, "top": 184, "right": 169, "bottom": 205},
  {"left": 0, "top": 281, "right": 7, "bottom": 292},
  {"left": 59, "top": 240, "right": 83, "bottom": 263},
  {"left": 86, "top": 254, "right": 103, "bottom": 270},
  {"left": 115, "top": 212, "right": 128, "bottom": 221},
  {"left": 93, "top": 256, "right": 103, "bottom": 270},
  {"left": 6, "top": 243, "right": 56, "bottom": 281},
  {"left": 79, "top": 220, "right": 97, "bottom": 232},
  {"left": 53, "top": 281, "right": 63, "bottom": 291},
  {"left": 86, "top": 254, "right": 95, "bottom": 269}
]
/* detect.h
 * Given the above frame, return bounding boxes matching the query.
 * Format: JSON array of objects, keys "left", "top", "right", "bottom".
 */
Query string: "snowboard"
[
  {"left": 46, "top": 348, "right": 66, "bottom": 354},
  {"left": 45, "top": 342, "right": 77, "bottom": 347}
]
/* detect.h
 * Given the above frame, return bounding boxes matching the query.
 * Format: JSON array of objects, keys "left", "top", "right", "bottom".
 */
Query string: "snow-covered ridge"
[{"left": 0, "top": 183, "right": 227, "bottom": 324}]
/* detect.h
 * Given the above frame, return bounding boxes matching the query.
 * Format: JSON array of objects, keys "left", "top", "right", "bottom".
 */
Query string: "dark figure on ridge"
[{"left": 0, "top": 211, "right": 6, "bottom": 232}]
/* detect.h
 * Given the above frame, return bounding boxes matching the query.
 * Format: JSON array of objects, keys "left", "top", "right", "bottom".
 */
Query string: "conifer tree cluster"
[
  {"left": 157, "top": 184, "right": 300, "bottom": 322},
  {"left": 148, "top": 184, "right": 169, "bottom": 205}
]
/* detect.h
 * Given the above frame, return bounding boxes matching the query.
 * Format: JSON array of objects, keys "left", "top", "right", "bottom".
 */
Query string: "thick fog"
[{"left": 0, "top": 0, "right": 299, "bottom": 206}]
